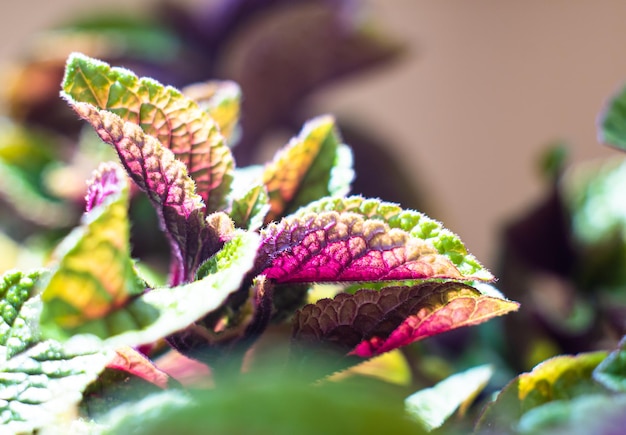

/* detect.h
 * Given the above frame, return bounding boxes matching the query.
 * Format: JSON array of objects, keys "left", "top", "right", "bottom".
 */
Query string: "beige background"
[{"left": 2, "top": 0, "right": 625, "bottom": 270}]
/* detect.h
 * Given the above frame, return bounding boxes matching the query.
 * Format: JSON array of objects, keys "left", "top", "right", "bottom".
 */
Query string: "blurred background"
[{"left": 1, "top": 0, "right": 625, "bottom": 271}]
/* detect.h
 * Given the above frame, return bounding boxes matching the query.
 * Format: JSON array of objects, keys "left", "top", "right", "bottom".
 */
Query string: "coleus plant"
[{"left": 0, "top": 53, "right": 518, "bottom": 433}]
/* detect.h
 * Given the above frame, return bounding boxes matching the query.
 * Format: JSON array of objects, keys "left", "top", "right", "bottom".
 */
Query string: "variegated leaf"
[
  {"left": 262, "top": 116, "right": 353, "bottom": 222},
  {"left": 62, "top": 52, "right": 234, "bottom": 211},
  {"left": 257, "top": 211, "right": 489, "bottom": 283},
  {"left": 297, "top": 196, "right": 492, "bottom": 280},
  {"left": 292, "top": 282, "right": 518, "bottom": 359}
]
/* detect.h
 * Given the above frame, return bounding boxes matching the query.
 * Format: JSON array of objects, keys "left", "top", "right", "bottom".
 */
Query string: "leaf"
[
  {"left": 405, "top": 364, "right": 494, "bottom": 431},
  {"left": 475, "top": 352, "right": 608, "bottom": 433},
  {"left": 262, "top": 115, "right": 354, "bottom": 221},
  {"left": 0, "top": 338, "right": 111, "bottom": 433},
  {"left": 67, "top": 104, "right": 212, "bottom": 283},
  {"left": 100, "top": 366, "right": 425, "bottom": 435},
  {"left": 40, "top": 163, "right": 146, "bottom": 336},
  {"left": 515, "top": 394, "right": 626, "bottom": 435},
  {"left": 298, "top": 196, "right": 492, "bottom": 279},
  {"left": 593, "top": 336, "right": 626, "bottom": 393},
  {"left": 598, "top": 81, "right": 626, "bottom": 151},
  {"left": 257, "top": 211, "right": 490, "bottom": 283},
  {"left": 182, "top": 80, "right": 242, "bottom": 145},
  {"left": 223, "top": 0, "right": 404, "bottom": 166},
  {"left": 0, "top": 159, "right": 75, "bottom": 228},
  {"left": 292, "top": 282, "right": 518, "bottom": 360},
  {"left": 229, "top": 184, "right": 270, "bottom": 230},
  {"left": 42, "top": 230, "right": 259, "bottom": 349},
  {"left": 62, "top": 52, "right": 234, "bottom": 212},
  {"left": 107, "top": 346, "right": 171, "bottom": 389},
  {"left": 0, "top": 270, "right": 43, "bottom": 360}
]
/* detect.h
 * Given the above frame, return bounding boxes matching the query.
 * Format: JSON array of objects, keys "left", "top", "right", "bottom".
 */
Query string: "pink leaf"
[
  {"left": 258, "top": 211, "right": 477, "bottom": 283},
  {"left": 292, "top": 282, "right": 519, "bottom": 359}
]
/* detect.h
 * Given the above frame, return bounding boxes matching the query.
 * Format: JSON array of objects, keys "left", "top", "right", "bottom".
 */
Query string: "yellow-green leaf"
[
  {"left": 182, "top": 80, "right": 242, "bottom": 145},
  {"left": 62, "top": 52, "right": 234, "bottom": 212},
  {"left": 40, "top": 163, "right": 145, "bottom": 334},
  {"left": 262, "top": 115, "right": 353, "bottom": 222}
]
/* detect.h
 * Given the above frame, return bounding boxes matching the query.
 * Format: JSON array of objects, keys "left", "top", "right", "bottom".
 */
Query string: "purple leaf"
[
  {"left": 257, "top": 211, "right": 481, "bottom": 283},
  {"left": 292, "top": 282, "right": 519, "bottom": 359},
  {"left": 85, "top": 162, "right": 127, "bottom": 212},
  {"left": 69, "top": 102, "right": 212, "bottom": 284}
]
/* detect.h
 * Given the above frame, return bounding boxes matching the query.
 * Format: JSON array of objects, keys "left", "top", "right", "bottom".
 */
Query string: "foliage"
[{"left": 0, "top": 52, "right": 518, "bottom": 433}]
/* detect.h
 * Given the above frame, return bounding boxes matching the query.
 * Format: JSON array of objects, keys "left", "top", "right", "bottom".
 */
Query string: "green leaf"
[
  {"left": 476, "top": 352, "right": 608, "bottom": 433},
  {"left": 516, "top": 394, "right": 626, "bottom": 435},
  {"left": 229, "top": 184, "right": 270, "bottom": 230},
  {"left": 262, "top": 115, "right": 354, "bottom": 221},
  {"left": 40, "top": 163, "right": 146, "bottom": 338},
  {"left": 182, "top": 80, "right": 242, "bottom": 146},
  {"left": 0, "top": 338, "right": 111, "bottom": 433},
  {"left": 405, "top": 364, "right": 494, "bottom": 431},
  {"left": 0, "top": 270, "right": 43, "bottom": 360},
  {"left": 599, "top": 82, "right": 626, "bottom": 151},
  {"left": 43, "top": 230, "right": 259, "bottom": 349},
  {"left": 101, "top": 367, "right": 425, "bottom": 435},
  {"left": 61, "top": 52, "right": 234, "bottom": 212},
  {"left": 593, "top": 336, "right": 626, "bottom": 393},
  {"left": 297, "top": 196, "right": 492, "bottom": 280},
  {"left": 65, "top": 104, "right": 212, "bottom": 283}
]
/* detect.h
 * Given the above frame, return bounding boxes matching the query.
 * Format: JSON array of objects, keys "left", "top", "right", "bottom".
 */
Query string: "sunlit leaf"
[
  {"left": 476, "top": 352, "right": 608, "bottom": 433},
  {"left": 224, "top": 0, "right": 404, "bottom": 165},
  {"left": 62, "top": 52, "right": 234, "bottom": 212},
  {"left": 593, "top": 336, "right": 626, "bottom": 393},
  {"left": 0, "top": 338, "right": 111, "bottom": 434},
  {"left": 0, "top": 270, "right": 43, "bottom": 360},
  {"left": 328, "top": 349, "right": 412, "bottom": 386},
  {"left": 40, "top": 163, "right": 146, "bottom": 337},
  {"left": 229, "top": 184, "right": 270, "bottom": 230},
  {"left": 42, "top": 230, "right": 259, "bottom": 348},
  {"left": 405, "top": 364, "right": 493, "bottom": 431},
  {"left": 298, "top": 196, "right": 492, "bottom": 279},
  {"left": 258, "top": 211, "right": 490, "bottom": 283},
  {"left": 262, "top": 115, "right": 354, "bottom": 221},
  {"left": 182, "top": 80, "right": 242, "bottom": 145},
  {"left": 292, "top": 282, "right": 518, "bottom": 360},
  {"left": 65, "top": 105, "right": 212, "bottom": 283}
]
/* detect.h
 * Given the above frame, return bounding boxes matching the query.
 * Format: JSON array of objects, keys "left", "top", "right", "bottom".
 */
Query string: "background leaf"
[
  {"left": 476, "top": 352, "right": 608, "bottom": 433},
  {"left": 42, "top": 230, "right": 259, "bottom": 349},
  {"left": 65, "top": 104, "right": 212, "bottom": 283},
  {"left": 62, "top": 53, "right": 234, "bottom": 212},
  {"left": 598, "top": 82, "right": 626, "bottom": 151},
  {"left": 593, "top": 336, "right": 626, "bottom": 393},
  {"left": 182, "top": 80, "right": 242, "bottom": 145},
  {"left": 405, "top": 364, "right": 494, "bottom": 431},
  {"left": 262, "top": 115, "right": 354, "bottom": 221}
]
